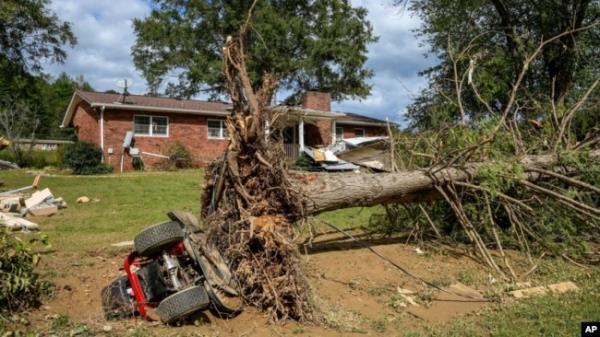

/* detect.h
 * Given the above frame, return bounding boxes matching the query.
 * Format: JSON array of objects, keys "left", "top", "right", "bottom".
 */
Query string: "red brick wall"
[
  {"left": 71, "top": 102, "right": 99, "bottom": 144},
  {"left": 337, "top": 124, "right": 387, "bottom": 139},
  {"left": 102, "top": 109, "right": 228, "bottom": 170},
  {"left": 301, "top": 92, "right": 331, "bottom": 112},
  {"left": 72, "top": 103, "right": 228, "bottom": 171}
]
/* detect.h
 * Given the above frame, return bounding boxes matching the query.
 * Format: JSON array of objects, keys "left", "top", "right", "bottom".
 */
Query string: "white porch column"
[
  {"left": 298, "top": 118, "right": 305, "bottom": 151},
  {"left": 331, "top": 120, "right": 337, "bottom": 144},
  {"left": 100, "top": 105, "right": 105, "bottom": 162}
]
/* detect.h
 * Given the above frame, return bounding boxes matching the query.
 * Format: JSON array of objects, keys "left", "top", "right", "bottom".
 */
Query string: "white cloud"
[
  {"left": 43, "top": 0, "right": 434, "bottom": 124},
  {"left": 333, "top": 0, "right": 435, "bottom": 124},
  {"left": 42, "top": 0, "right": 151, "bottom": 93}
]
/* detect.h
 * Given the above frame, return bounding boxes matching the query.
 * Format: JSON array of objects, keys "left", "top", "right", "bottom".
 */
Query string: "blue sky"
[{"left": 43, "top": 0, "right": 436, "bottom": 123}]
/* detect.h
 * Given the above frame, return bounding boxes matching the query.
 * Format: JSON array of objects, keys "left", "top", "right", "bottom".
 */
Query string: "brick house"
[{"left": 61, "top": 90, "right": 387, "bottom": 171}]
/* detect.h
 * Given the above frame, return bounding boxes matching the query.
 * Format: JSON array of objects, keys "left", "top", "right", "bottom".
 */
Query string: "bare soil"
[{"left": 25, "top": 233, "right": 492, "bottom": 336}]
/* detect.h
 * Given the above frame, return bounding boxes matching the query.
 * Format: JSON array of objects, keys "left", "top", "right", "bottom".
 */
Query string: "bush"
[
  {"left": 165, "top": 142, "right": 193, "bottom": 169},
  {"left": 62, "top": 141, "right": 113, "bottom": 175},
  {"left": 0, "top": 231, "right": 51, "bottom": 312}
]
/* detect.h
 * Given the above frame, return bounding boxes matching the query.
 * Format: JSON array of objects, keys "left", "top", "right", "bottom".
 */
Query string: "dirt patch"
[{"left": 24, "top": 234, "right": 493, "bottom": 336}]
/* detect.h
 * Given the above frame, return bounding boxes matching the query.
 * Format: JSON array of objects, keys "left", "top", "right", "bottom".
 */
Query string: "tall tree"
[
  {"left": 41, "top": 73, "right": 94, "bottom": 138},
  {"left": 0, "top": 0, "right": 76, "bottom": 72},
  {"left": 403, "top": 0, "right": 600, "bottom": 130},
  {"left": 132, "top": 0, "right": 377, "bottom": 101},
  {"left": 0, "top": 0, "right": 77, "bottom": 140}
]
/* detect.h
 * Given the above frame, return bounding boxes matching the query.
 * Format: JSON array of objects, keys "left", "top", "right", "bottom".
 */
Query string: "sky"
[{"left": 43, "top": 0, "right": 436, "bottom": 123}]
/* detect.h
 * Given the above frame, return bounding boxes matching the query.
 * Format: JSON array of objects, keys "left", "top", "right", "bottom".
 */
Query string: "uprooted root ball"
[{"left": 206, "top": 213, "right": 312, "bottom": 321}]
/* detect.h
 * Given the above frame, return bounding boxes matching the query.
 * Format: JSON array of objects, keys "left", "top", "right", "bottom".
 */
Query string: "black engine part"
[{"left": 136, "top": 260, "right": 169, "bottom": 303}]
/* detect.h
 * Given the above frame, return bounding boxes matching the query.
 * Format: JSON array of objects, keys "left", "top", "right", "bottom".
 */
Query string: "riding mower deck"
[{"left": 101, "top": 211, "right": 242, "bottom": 324}]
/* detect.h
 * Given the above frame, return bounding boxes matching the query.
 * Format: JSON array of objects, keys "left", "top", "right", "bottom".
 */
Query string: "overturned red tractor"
[{"left": 101, "top": 211, "right": 242, "bottom": 324}]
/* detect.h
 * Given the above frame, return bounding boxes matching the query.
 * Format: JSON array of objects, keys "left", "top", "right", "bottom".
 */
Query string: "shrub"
[
  {"left": 0, "top": 231, "right": 51, "bottom": 312},
  {"left": 165, "top": 142, "right": 193, "bottom": 169},
  {"left": 62, "top": 141, "right": 113, "bottom": 175}
]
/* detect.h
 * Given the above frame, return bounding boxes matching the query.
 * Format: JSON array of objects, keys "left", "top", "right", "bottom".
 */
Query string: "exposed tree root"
[{"left": 200, "top": 14, "right": 312, "bottom": 321}]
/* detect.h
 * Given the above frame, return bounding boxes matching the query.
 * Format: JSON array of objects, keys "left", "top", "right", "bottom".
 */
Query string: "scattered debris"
[
  {"left": 445, "top": 282, "right": 484, "bottom": 300},
  {"left": 110, "top": 240, "right": 134, "bottom": 248},
  {"left": 0, "top": 176, "right": 67, "bottom": 231},
  {"left": 396, "top": 287, "right": 419, "bottom": 306},
  {"left": 335, "top": 137, "right": 391, "bottom": 172},
  {"left": 24, "top": 188, "right": 66, "bottom": 217},
  {"left": 77, "top": 196, "right": 91, "bottom": 203},
  {"left": 509, "top": 281, "right": 579, "bottom": 299},
  {"left": 28, "top": 204, "right": 59, "bottom": 217},
  {"left": 1, "top": 196, "right": 24, "bottom": 212},
  {"left": 0, "top": 212, "right": 39, "bottom": 231},
  {"left": 302, "top": 146, "right": 359, "bottom": 171},
  {"left": 25, "top": 188, "right": 53, "bottom": 208},
  {"left": 0, "top": 159, "right": 19, "bottom": 170}
]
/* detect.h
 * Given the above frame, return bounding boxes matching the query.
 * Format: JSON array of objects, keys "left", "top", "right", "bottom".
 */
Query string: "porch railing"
[{"left": 283, "top": 143, "right": 300, "bottom": 163}]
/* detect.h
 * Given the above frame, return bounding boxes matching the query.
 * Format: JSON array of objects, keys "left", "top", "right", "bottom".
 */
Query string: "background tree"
[
  {"left": 0, "top": 99, "right": 39, "bottom": 164},
  {"left": 41, "top": 73, "right": 94, "bottom": 139},
  {"left": 403, "top": 0, "right": 599, "bottom": 132},
  {"left": 0, "top": 0, "right": 79, "bottom": 143},
  {"left": 132, "top": 0, "right": 377, "bottom": 101},
  {"left": 0, "top": 0, "right": 76, "bottom": 72}
]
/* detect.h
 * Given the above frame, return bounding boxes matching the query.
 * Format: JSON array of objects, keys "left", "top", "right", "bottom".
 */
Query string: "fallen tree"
[
  {"left": 201, "top": 4, "right": 599, "bottom": 322},
  {"left": 294, "top": 151, "right": 600, "bottom": 216}
]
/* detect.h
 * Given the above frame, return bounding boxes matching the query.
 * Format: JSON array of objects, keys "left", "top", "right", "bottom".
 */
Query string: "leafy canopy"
[
  {"left": 404, "top": 0, "right": 600, "bottom": 130},
  {"left": 0, "top": 0, "right": 81, "bottom": 141},
  {"left": 132, "top": 0, "right": 378, "bottom": 101},
  {"left": 0, "top": 0, "right": 76, "bottom": 72}
]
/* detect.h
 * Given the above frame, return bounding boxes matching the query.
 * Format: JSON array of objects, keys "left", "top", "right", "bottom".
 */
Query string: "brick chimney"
[{"left": 301, "top": 91, "right": 331, "bottom": 112}]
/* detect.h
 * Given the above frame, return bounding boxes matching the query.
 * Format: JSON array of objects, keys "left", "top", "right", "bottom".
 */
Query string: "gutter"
[
  {"left": 90, "top": 103, "right": 231, "bottom": 117},
  {"left": 335, "top": 120, "right": 387, "bottom": 127}
]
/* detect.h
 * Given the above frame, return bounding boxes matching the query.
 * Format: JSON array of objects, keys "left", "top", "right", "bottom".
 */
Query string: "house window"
[
  {"left": 134, "top": 115, "right": 169, "bottom": 137},
  {"left": 208, "top": 119, "right": 228, "bottom": 139},
  {"left": 335, "top": 126, "right": 344, "bottom": 141},
  {"left": 354, "top": 128, "right": 365, "bottom": 137}
]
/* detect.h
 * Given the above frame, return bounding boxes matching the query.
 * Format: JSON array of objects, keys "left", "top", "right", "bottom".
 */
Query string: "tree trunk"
[{"left": 292, "top": 151, "right": 599, "bottom": 216}]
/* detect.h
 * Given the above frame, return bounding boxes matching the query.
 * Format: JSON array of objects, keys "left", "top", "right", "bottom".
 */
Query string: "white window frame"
[
  {"left": 335, "top": 126, "right": 344, "bottom": 141},
  {"left": 207, "top": 119, "right": 228, "bottom": 139},
  {"left": 354, "top": 128, "right": 366, "bottom": 137},
  {"left": 133, "top": 115, "right": 169, "bottom": 137}
]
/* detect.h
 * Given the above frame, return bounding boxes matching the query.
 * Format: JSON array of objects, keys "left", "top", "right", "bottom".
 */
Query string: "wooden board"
[{"left": 0, "top": 212, "right": 39, "bottom": 230}]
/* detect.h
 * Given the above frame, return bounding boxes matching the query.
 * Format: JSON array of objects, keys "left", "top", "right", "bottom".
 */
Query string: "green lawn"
[
  {"left": 1, "top": 169, "right": 598, "bottom": 337},
  {"left": 0, "top": 169, "right": 204, "bottom": 251},
  {"left": 0, "top": 169, "right": 378, "bottom": 252}
]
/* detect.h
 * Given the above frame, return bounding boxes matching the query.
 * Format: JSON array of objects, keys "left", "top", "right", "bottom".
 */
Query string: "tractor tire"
[
  {"left": 156, "top": 285, "right": 210, "bottom": 324},
  {"left": 134, "top": 221, "right": 184, "bottom": 256}
]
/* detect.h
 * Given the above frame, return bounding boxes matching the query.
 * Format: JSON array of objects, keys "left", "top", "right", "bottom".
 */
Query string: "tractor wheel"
[
  {"left": 134, "top": 221, "right": 184, "bottom": 256},
  {"left": 156, "top": 285, "right": 210, "bottom": 324}
]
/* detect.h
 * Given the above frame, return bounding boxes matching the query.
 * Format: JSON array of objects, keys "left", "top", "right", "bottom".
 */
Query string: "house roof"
[
  {"left": 61, "top": 90, "right": 388, "bottom": 128},
  {"left": 335, "top": 112, "right": 387, "bottom": 127},
  {"left": 61, "top": 90, "right": 233, "bottom": 127},
  {"left": 77, "top": 91, "right": 231, "bottom": 113}
]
